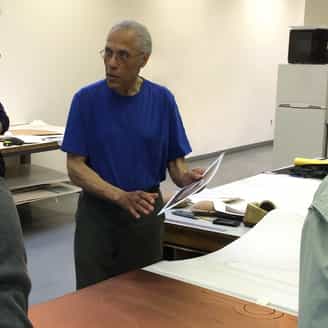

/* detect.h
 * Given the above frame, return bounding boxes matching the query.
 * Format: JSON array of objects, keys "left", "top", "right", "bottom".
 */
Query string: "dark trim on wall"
[{"left": 187, "top": 140, "right": 273, "bottom": 162}]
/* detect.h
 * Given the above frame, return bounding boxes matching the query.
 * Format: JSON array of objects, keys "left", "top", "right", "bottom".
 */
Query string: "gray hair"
[{"left": 109, "top": 20, "right": 152, "bottom": 55}]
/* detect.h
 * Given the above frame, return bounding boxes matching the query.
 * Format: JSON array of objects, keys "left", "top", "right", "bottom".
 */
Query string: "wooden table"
[
  {"left": 0, "top": 140, "right": 80, "bottom": 205},
  {"left": 0, "top": 140, "right": 60, "bottom": 163},
  {"left": 29, "top": 270, "right": 297, "bottom": 328},
  {"left": 163, "top": 210, "right": 250, "bottom": 259},
  {"left": 164, "top": 223, "right": 239, "bottom": 258}
]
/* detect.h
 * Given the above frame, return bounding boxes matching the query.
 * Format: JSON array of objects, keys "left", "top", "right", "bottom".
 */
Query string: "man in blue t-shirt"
[{"left": 62, "top": 20, "right": 203, "bottom": 289}]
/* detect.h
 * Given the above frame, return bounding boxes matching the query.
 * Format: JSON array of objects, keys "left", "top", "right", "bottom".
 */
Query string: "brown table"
[
  {"left": 0, "top": 139, "right": 79, "bottom": 205},
  {"left": 0, "top": 141, "right": 59, "bottom": 163},
  {"left": 163, "top": 223, "right": 238, "bottom": 259},
  {"left": 29, "top": 270, "right": 297, "bottom": 328}
]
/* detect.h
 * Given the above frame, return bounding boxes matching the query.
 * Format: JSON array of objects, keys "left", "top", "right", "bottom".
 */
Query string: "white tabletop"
[
  {"left": 149, "top": 173, "right": 322, "bottom": 315},
  {"left": 165, "top": 210, "right": 249, "bottom": 237}
]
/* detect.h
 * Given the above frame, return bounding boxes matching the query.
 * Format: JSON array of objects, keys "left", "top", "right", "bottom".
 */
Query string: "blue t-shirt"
[{"left": 61, "top": 79, "right": 192, "bottom": 191}]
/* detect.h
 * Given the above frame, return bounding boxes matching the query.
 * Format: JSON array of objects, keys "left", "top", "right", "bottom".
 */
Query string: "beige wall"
[
  {"left": 305, "top": 0, "right": 328, "bottom": 25},
  {"left": 0, "top": 0, "right": 305, "bottom": 171}
]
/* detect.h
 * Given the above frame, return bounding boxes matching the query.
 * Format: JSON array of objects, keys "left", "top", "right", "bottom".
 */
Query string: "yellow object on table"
[
  {"left": 243, "top": 200, "right": 275, "bottom": 227},
  {"left": 294, "top": 157, "right": 328, "bottom": 166}
]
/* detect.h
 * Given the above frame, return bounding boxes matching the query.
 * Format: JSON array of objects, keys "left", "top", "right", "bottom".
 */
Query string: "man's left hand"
[{"left": 181, "top": 167, "right": 205, "bottom": 186}]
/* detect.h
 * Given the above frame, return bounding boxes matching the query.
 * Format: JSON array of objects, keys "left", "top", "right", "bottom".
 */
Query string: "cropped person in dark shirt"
[
  {"left": 0, "top": 102, "right": 32, "bottom": 327},
  {"left": 0, "top": 102, "right": 9, "bottom": 177}
]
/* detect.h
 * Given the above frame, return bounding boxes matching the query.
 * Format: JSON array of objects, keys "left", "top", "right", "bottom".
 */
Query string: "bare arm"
[
  {"left": 168, "top": 157, "right": 204, "bottom": 187},
  {"left": 67, "top": 153, "right": 158, "bottom": 218}
]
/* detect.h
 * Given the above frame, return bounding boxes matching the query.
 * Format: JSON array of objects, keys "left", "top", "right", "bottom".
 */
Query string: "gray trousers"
[
  {"left": 0, "top": 178, "right": 32, "bottom": 328},
  {"left": 74, "top": 189, "right": 165, "bottom": 289}
]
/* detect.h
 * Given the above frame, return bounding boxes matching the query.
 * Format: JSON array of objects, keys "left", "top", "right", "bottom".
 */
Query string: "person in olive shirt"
[
  {"left": 0, "top": 102, "right": 32, "bottom": 327},
  {"left": 299, "top": 176, "right": 328, "bottom": 328}
]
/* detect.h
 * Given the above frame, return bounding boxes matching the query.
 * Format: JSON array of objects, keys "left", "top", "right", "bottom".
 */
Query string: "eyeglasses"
[{"left": 99, "top": 47, "right": 144, "bottom": 64}]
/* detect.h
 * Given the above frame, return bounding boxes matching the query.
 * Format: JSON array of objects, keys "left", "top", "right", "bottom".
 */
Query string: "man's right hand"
[
  {"left": 115, "top": 190, "right": 159, "bottom": 219},
  {"left": 66, "top": 154, "right": 159, "bottom": 219}
]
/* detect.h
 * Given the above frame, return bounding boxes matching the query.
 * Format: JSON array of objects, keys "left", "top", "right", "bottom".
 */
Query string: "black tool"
[
  {"left": 171, "top": 210, "right": 196, "bottom": 219},
  {"left": 192, "top": 209, "right": 243, "bottom": 221},
  {"left": 2, "top": 136, "right": 24, "bottom": 146},
  {"left": 212, "top": 217, "right": 241, "bottom": 227}
]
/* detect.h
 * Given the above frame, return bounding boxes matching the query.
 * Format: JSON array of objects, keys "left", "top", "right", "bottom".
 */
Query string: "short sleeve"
[
  {"left": 61, "top": 92, "right": 88, "bottom": 156},
  {"left": 167, "top": 93, "right": 192, "bottom": 161},
  {"left": 0, "top": 102, "right": 9, "bottom": 133}
]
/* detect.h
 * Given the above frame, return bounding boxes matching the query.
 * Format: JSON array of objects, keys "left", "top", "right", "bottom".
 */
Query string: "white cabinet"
[{"left": 273, "top": 64, "right": 328, "bottom": 168}]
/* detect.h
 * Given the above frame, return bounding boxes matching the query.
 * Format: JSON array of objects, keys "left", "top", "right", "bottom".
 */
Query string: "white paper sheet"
[
  {"left": 148, "top": 175, "right": 322, "bottom": 315},
  {"left": 158, "top": 152, "right": 224, "bottom": 215},
  {"left": 4, "top": 120, "right": 64, "bottom": 146},
  {"left": 189, "top": 173, "right": 320, "bottom": 215},
  {"left": 9, "top": 120, "right": 65, "bottom": 134},
  {"left": 147, "top": 209, "right": 305, "bottom": 314}
]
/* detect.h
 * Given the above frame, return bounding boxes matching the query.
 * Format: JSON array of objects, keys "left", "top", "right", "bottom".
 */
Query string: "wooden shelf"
[
  {"left": 12, "top": 182, "right": 81, "bottom": 205},
  {"left": 5, "top": 164, "right": 69, "bottom": 191},
  {"left": 4, "top": 164, "right": 80, "bottom": 205}
]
